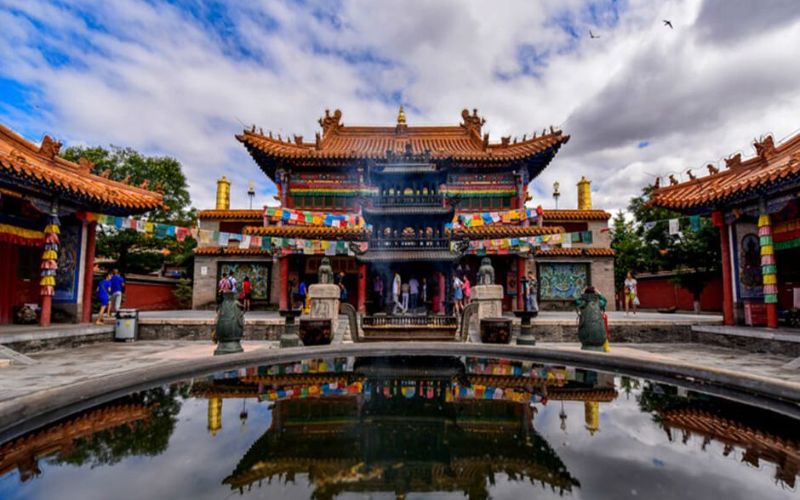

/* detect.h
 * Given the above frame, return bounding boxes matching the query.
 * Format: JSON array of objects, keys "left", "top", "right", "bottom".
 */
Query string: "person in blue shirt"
[
  {"left": 110, "top": 268, "right": 126, "bottom": 314},
  {"left": 96, "top": 271, "right": 113, "bottom": 325}
]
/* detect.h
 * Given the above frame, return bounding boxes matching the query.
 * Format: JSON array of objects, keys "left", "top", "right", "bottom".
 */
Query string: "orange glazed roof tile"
[
  {"left": 242, "top": 225, "right": 367, "bottom": 240},
  {"left": 0, "top": 124, "right": 164, "bottom": 214},
  {"left": 534, "top": 247, "right": 614, "bottom": 257},
  {"left": 194, "top": 246, "right": 271, "bottom": 256},
  {"left": 198, "top": 209, "right": 263, "bottom": 220},
  {"left": 650, "top": 133, "right": 800, "bottom": 212},
  {"left": 453, "top": 225, "right": 564, "bottom": 239},
  {"left": 237, "top": 109, "right": 569, "bottom": 164},
  {"left": 542, "top": 209, "right": 611, "bottom": 221}
]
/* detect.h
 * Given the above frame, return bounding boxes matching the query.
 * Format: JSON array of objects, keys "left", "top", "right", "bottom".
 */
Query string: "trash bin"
[{"left": 115, "top": 309, "right": 139, "bottom": 341}]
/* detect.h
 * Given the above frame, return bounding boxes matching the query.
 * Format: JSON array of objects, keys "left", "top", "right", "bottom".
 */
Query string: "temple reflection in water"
[
  {"left": 192, "top": 356, "right": 618, "bottom": 498},
  {"left": 2, "top": 359, "right": 800, "bottom": 498}
]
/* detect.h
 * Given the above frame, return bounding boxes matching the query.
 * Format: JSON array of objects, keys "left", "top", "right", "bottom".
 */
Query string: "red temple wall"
[
  {"left": 91, "top": 273, "right": 183, "bottom": 311},
  {"left": 635, "top": 274, "right": 723, "bottom": 312}
]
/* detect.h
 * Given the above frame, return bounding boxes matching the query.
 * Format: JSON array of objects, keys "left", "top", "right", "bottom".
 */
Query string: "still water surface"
[{"left": 1, "top": 355, "right": 798, "bottom": 499}]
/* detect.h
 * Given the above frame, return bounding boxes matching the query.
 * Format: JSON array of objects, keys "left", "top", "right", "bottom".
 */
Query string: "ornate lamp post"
[
  {"left": 552, "top": 181, "right": 561, "bottom": 210},
  {"left": 247, "top": 181, "right": 255, "bottom": 209}
]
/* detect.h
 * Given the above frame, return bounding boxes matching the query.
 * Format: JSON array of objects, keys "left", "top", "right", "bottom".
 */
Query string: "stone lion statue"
[
  {"left": 318, "top": 256, "right": 334, "bottom": 284},
  {"left": 477, "top": 257, "right": 495, "bottom": 285}
]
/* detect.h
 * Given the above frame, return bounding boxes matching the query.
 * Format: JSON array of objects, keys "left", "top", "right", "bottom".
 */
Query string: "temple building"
[
  {"left": 0, "top": 124, "right": 163, "bottom": 325},
  {"left": 192, "top": 108, "right": 614, "bottom": 312},
  {"left": 651, "top": 132, "right": 800, "bottom": 328}
]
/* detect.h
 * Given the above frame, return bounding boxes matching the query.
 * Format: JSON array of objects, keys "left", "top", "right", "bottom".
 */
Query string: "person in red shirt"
[{"left": 241, "top": 276, "right": 252, "bottom": 312}]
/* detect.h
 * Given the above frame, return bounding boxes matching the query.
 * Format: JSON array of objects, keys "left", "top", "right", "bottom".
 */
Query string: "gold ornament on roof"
[{"left": 397, "top": 105, "right": 406, "bottom": 125}]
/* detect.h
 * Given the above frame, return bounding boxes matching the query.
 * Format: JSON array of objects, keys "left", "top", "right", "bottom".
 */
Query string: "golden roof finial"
[{"left": 397, "top": 105, "right": 406, "bottom": 125}]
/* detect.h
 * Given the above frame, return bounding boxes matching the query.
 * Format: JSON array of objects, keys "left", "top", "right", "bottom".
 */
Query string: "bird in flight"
[
  {"left": 663, "top": 20, "right": 673, "bottom": 29},
  {"left": 589, "top": 30, "right": 600, "bottom": 39}
]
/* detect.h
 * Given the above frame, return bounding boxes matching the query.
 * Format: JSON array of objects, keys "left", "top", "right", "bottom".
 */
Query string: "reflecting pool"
[{"left": 1, "top": 356, "right": 799, "bottom": 499}]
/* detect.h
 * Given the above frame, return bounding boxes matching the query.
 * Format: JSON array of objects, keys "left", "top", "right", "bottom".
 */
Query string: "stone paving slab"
[{"left": 0, "top": 340, "right": 274, "bottom": 405}]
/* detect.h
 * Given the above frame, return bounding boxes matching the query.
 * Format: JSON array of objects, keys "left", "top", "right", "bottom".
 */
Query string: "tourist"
[
  {"left": 95, "top": 271, "right": 113, "bottom": 325},
  {"left": 401, "top": 280, "right": 410, "bottom": 313},
  {"left": 409, "top": 276, "right": 419, "bottom": 311},
  {"left": 392, "top": 273, "right": 403, "bottom": 314},
  {"left": 453, "top": 274, "right": 464, "bottom": 314},
  {"left": 372, "top": 274, "right": 384, "bottom": 313},
  {"left": 463, "top": 276, "right": 471, "bottom": 305},
  {"left": 624, "top": 271, "right": 639, "bottom": 315},
  {"left": 339, "top": 279, "right": 349, "bottom": 302},
  {"left": 228, "top": 273, "right": 238, "bottom": 294},
  {"left": 241, "top": 276, "right": 252, "bottom": 312},
  {"left": 297, "top": 280, "right": 307, "bottom": 310},
  {"left": 110, "top": 268, "right": 125, "bottom": 314},
  {"left": 526, "top": 272, "right": 538, "bottom": 312}
]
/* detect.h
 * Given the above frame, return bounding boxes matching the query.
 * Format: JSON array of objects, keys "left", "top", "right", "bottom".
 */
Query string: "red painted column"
[
  {"left": 279, "top": 257, "right": 289, "bottom": 310},
  {"left": 39, "top": 296, "right": 52, "bottom": 327},
  {"left": 517, "top": 256, "right": 526, "bottom": 311},
  {"left": 81, "top": 221, "right": 97, "bottom": 323},
  {"left": 713, "top": 211, "right": 734, "bottom": 326},
  {"left": 357, "top": 263, "right": 367, "bottom": 314}
]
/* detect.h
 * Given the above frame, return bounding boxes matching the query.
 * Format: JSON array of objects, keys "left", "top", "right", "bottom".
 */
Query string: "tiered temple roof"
[
  {"left": 197, "top": 209, "right": 263, "bottom": 221},
  {"left": 534, "top": 247, "right": 615, "bottom": 257},
  {"left": 542, "top": 209, "right": 611, "bottom": 221},
  {"left": 238, "top": 108, "right": 570, "bottom": 178},
  {"left": 453, "top": 225, "right": 563, "bottom": 239},
  {"left": 650, "top": 132, "right": 800, "bottom": 212},
  {"left": 242, "top": 225, "right": 367, "bottom": 240},
  {"left": 0, "top": 124, "right": 164, "bottom": 214}
]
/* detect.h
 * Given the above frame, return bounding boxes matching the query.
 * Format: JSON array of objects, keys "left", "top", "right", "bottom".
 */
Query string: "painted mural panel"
[
  {"left": 738, "top": 232, "right": 763, "bottom": 300},
  {"left": 54, "top": 223, "right": 82, "bottom": 303},
  {"left": 219, "top": 262, "right": 270, "bottom": 300},
  {"left": 538, "top": 263, "right": 588, "bottom": 301}
]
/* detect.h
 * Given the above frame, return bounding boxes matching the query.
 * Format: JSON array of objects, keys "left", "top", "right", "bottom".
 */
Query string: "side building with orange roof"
[
  {"left": 650, "top": 132, "right": 800, "bottom": 328},
  {"left": 0, "top": 123, "right": 164, "bottom": 326},
  {"left": 192, "top": 108, "right": 614, "bottom": 312}
]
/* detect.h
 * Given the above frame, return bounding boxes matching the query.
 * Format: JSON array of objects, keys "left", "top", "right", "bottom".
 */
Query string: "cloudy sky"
[{"left": 1, "top": 0, "right": 799, "bottom": 213}]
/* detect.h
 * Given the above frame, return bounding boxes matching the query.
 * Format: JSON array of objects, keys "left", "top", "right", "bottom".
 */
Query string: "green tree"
[
  {"left": 624, "top": 186, "right": 720, "bottom": 312},
  {"left": 61, "top": 146, "right": 197, "bottom": 275},
  {"left": 610, "top": 210, "right": 644, "bottom": 291},
  {"left": 54, "top": 386, "right": 184, "bottom": 467}
]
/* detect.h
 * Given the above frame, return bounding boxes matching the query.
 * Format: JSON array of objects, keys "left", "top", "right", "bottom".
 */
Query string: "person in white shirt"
[
  {"left": 392, "top": 273, "right": 403, "bottom": 314},
  {"left": 453, "top": 275, "right": 464, "bottom": 314},
  {"left": 228, "top": 274, "right": 238, "bottom": 294},
  {"left": 623, "top": 271, "right": 638, "bottom": 315}
]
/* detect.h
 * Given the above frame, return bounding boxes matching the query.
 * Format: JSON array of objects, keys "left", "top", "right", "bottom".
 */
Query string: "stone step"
[{"left": 0, "top": 344, "right": 36, "bottom": 366}]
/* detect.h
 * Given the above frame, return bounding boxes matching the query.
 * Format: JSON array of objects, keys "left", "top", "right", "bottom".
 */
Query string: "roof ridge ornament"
[
  {"left": 754, "top": 135, "right": 775, "bottom": 160},
  {"left": 725, "top": 153, "right": 742, "bottom": 169},
  {"left": 319, "top": 109, "right": 343, "bottom": 136},
  {"left": 78, "top": 157, "right": 94, "bottom": 174},
  {"left": 460, "top": 108, "right": 485, "bottom": 136},
  {"left": 707, "top": 164, "right": 719, "bottom": 175},
  {"left": 397, "top": 105, "right": 406, "bottom": 125},
  {"left": 39, "top": 135, "right": 62, "bottom": 159}
]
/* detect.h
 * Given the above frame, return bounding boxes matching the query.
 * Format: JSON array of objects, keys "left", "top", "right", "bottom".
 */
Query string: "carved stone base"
[
  {"left": 308, "top": 284, "right": 340, "bottom": 334},
  {"left": 214, "top": 340, "right": 244, "bottom": 355},
  {"left": 471, "top": 285, "right": 504, "bottom": 336}
]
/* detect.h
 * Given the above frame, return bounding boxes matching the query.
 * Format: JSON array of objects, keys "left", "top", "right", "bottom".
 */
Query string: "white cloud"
[{"left": 0, "top": 0, "right": 799, "bottom": 213}]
